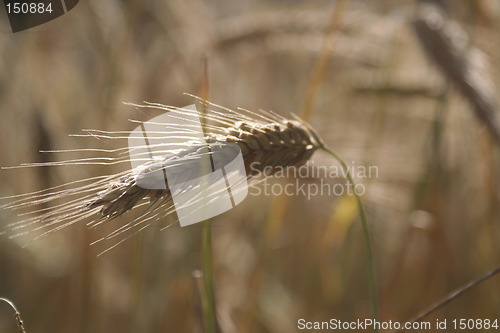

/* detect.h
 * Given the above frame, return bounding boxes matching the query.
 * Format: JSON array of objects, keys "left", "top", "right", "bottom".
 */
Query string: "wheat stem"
[
  {"left": 198, "top": 56, "right": 218, "bottom": 333},
  {"left": 322, "top": 145, "right": 379, "bottom": 332},
  {"left": 200, "top": 220, "right": 217, "bottom": 333},
  {"left": 299, "top": 0, "right": 349, "bottom": 121}
]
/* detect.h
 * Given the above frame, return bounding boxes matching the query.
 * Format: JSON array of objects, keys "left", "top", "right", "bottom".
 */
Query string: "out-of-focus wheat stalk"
[
  {"left": 413, "top": 3, "right": 500, "bottom": 143},
  {"left": 395, "top": 265, "right": 500, "bottom": 333},
  {"left": 198, "top": 56, "right": 218, "bottom": 333},
  {"left": 214, "top": 7, "right": 394, "bottom": 66}
]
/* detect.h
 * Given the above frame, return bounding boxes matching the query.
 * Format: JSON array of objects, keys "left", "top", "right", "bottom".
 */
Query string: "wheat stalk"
[{"left": 413, "top": 3, "right": 500, "bottom": 143}]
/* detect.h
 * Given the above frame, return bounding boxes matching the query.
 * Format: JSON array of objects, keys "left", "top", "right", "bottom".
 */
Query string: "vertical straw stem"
[
  {"left": 198, "top": 55, "right": 218, "bottom": 333},
  {"left": 200, "top": 220, "right": 217, "bottom": 333},
  {"left": 299, "top": 0, "right": 349, "bottom": 121}
]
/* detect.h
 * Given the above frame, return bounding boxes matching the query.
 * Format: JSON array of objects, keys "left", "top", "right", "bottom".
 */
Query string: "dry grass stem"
[{"left": 0, "top": 297, "right": 26, "bottom": 333}]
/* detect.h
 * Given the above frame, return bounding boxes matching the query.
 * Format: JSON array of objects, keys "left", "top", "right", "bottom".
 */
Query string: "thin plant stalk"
[
  {"left": 395, "top": 265, "right": 500, "bottom": 332},
  {"left": 0, "top": 297, "right": 26, "bottom": 333},
  {"left": 322, "top": 145, "right": 379, "bottom": 332},
  {"left": 201, "top": 220, "right": 217, "bottom": 333},
  {"left": 198, "top": 55, "right": 218, "bottom": 333},
  {"left": 299, "top": 0, "right": 350, "bottom": 120}
]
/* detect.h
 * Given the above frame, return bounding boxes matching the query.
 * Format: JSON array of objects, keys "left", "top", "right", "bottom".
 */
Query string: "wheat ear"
[
  {"left": 1, "top": 98, "right": 322, "bottom": 253},
  {"left": 413, "top": 4, "right": 500, "bottom": 143}
]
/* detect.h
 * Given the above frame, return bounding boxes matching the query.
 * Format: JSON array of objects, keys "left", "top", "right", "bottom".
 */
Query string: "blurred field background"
[{"left": 1, "top": 0, "right": 500, "bottom": 332}]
